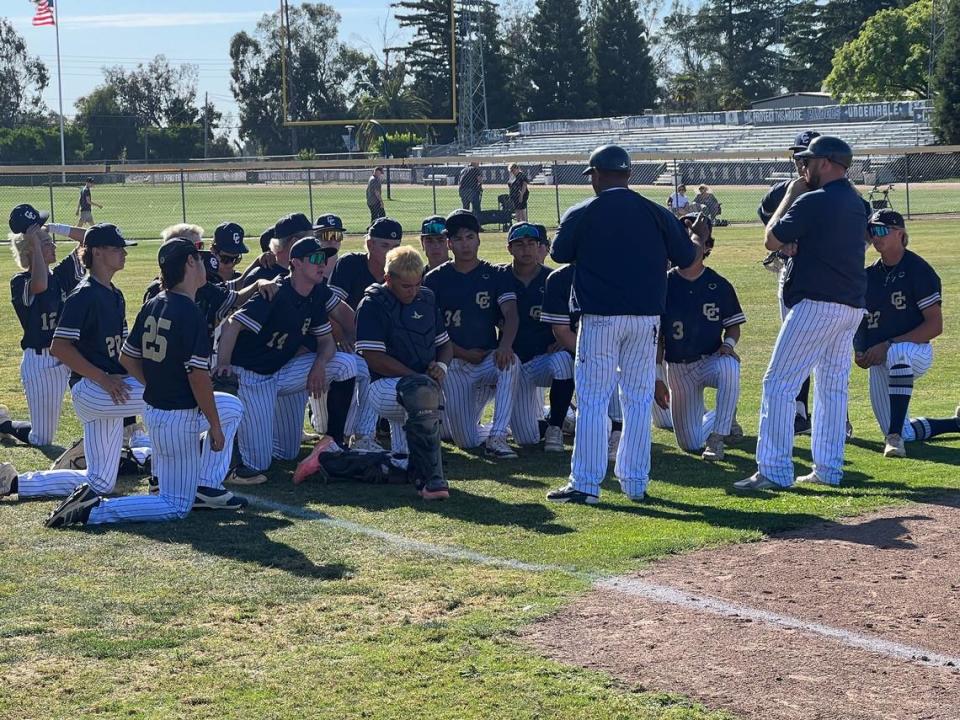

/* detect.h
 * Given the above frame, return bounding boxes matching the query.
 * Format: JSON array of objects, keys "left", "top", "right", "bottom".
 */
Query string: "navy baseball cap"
[
  {"left": 158, "top": 237, "right": 198, "bottom": 266},
  {"left": 274, "top": 212, "right": 315, "bottom": 239},
  {"left": 290, "top": 237, "right": 338, "bottom": 261},
  {"left": 420, "top": 215, "right": 447, "bottom": 236},
  {"left": 259, "top": 226, "right": 275, "bottom": 253},
  {"left": 315, "top": 214, "right": 345, "bottom": 232},
  {"left": 368, "top": 216, "right": 403, "bottom": 241},
  {"left": 582, "top": 144, "right": 632, "bottom": 175},
  {"left": 213, "top": 222, "right": 249, "bottom": 254},
  {"left": 789, "top": 130, "right": 821, "bottom": 152},
  {"left": 444, "top": 209, "right": 481, "bottom": 235},
  {"left": 200, "top": 250, "right": 221, "bottom": 278},
  {"left": 9, "top": 204, "right": 49, "bottom": 234},
  {"left": 84, "top": 223, "right": 136, "bottom": 248},
  {"left": 507, "top": 222, "right": 547, "bottom": 244},
  {"left": 868, "top": 209, "right": 905, "bottom": 228}
]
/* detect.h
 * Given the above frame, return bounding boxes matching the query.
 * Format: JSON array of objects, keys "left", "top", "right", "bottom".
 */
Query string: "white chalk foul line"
[{"left": 247, "top": 494, "right": 960, "bottom": 669}]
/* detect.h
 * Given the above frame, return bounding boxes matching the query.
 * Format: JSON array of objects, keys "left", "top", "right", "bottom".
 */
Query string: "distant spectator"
[
  {"left": 507, "top": 163, "right": 530, "bottom": 222},
  {"left": 694, "top": 184, "right": 721, "bottom": 220},
  {"left": 76, "top": 177, "right": 103, "bottom": 227},
  {"left": 367, "top": 167, "right": 385, "bottom": 223},
  {"left": 458, "top": 161, "right": 483, "bottom": 213},
  {"left": 667, "top": 184, "right": 689, "bottom": 216}
]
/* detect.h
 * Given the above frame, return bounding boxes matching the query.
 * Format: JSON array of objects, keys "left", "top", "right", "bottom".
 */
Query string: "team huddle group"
[{"left": 1, "top": 129, "right": 958, "bottom": 526}]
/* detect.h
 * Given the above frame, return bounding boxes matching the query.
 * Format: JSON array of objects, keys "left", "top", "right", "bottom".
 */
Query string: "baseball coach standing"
[{"left": 547, "top": 145, "right": 696, "bottom": 505}]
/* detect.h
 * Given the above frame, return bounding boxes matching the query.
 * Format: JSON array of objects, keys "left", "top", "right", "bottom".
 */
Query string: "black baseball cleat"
[
  {"left": 193, "top": 487, "right": 249, "bottom": 511},
  {"left": 546, "top": 483, "right": 599, "bottom": 505},
  {"left": 45, "top": 483, "right": 100, "bottom": 528},
  {"left": 793, "top": 414, "right": 812, "bottom": 435}
]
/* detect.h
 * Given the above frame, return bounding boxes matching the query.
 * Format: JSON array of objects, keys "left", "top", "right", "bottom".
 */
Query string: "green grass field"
[
  {"left": 1, "top": 180, "right": 956, "bottom": 240},
  {"left": 1, "top": 220, "right": 959, "bottom": 718}
]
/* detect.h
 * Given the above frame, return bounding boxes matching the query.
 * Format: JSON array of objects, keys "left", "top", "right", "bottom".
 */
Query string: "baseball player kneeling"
[
  {"left": 854, "top": 210, "right": 958, "bottom": 457},
  {"left": 656, "top": 217, "right": 745, "bottom": 461},
  {"left": 43, "top": 239, "right": 246, "bottom": 527},
  {"left": 504, "top": 222, "right": 574, "bottom": 452},
  {"left": 354, "top": 246, "right": 453, "bottom": 500},
  {"left": 214, "top": 237, "right": 356, "bottom": 483}
]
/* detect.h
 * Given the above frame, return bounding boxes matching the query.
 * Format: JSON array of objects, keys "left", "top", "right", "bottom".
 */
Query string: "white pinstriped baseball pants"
[
  {"left": 666, "top": 354, "right": 740, "bottom": 451},
  {"left": 368, "top": 377, "right": 411, "bottom": 454},
  {"left": 608, "top": 364, "right": 674, "bottom": 429},
  {"left": 86, "top": 393, "right": 244, "bottom": 524},
  {"left": 20, "top": 348, "right": 70, "bottom": 445},
  {"left": 444, "top": 354, "right": 519, "bottom": 448},
  {"left": 868, "top": 341, "right": 933, "bottom": 442},
  {"left": 17, "top": 376, "right": 146, "bottom": 498},
  {"left": 236, "top": 352, "right": 356, "bottom": 472},
  {"left": 511, "top": 351, "right": 574, "bottom": 445},
  {"left": 570, "top": 314, "right": 659, "bottom": 498},
  {"left": 757, "top": 299, "right": 864, "bottom": 487}
]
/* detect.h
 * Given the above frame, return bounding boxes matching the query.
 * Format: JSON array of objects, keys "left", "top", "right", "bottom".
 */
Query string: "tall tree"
[
  {"left": 103, "top": 56, "right": 200, "bottom": 127},
  {"left": 74, "top": 86, "right": 139, "bottom": 161},
  {"left": 0, "top": 18, "right": 49, "bottom": 126},
  {"left": 933, "top": 0, "right": 960, "bottom": 142},
  {"left": 528, "top": 0, "right": 596, "bottom": 119},
  {"left": 230, "top": 3, "right": 370, "bottom": 155},
  {"left": 394, "top": 0, "right": 456, "bottom": 125},
  {"left": 478, "top": 1, "right": 515, "bottom": 129},
  {"left": 593, "top": 0, "right": 657, "bottom": 115},
  {"left": 825, "top": 0, "right": 931, "bottom": 101},
  {"left": 664, "top": 0, "right": 797, "bottom": 107},
  {"left": 500, "top": 1, "right": 537, "bottom": 121},
  {"left": 783, "top": 0, "right": 908, "bottom": 91}
]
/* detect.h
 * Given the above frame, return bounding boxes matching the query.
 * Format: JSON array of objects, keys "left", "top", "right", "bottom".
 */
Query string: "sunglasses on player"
[
  {"left": 305, "top": 251, "right": 332, "bottom": 266},
  {"left": 217, "top": 253, "right": 242, "bottom": 264},
  {"left": 319, "top": 230, "right": 343, "bottom": 243},
  {"left": 868, "top": 224, "right": 893, "bottom": 238},
  {"left": 422, "top": 222, "right": 446, "bottom": 236}
]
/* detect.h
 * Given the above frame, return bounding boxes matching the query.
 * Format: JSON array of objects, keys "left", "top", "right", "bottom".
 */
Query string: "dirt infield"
[{"left": 524, "top": 498, "right": 960, "bottom": 720}]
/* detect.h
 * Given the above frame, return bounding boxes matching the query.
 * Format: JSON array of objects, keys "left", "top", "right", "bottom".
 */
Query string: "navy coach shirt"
[
  {"left": 771, "top": 179, "right": 867, "bottom": 309},
  {"left": 550, "top": 188, "right": 695, "bottom": 316}
]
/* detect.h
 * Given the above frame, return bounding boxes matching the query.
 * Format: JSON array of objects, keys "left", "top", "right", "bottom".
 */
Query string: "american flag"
[{"left": 32, "top": 0, "right": 56, "bottom": 27}]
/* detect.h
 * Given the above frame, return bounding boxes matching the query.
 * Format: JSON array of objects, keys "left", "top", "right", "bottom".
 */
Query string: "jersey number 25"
[{"left": 143, "top": 316, "right": 172, "bottom": 361}]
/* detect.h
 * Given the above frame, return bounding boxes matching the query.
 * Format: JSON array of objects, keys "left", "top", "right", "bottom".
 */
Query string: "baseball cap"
[
  {"left": 868, "top": 209, "right": 905, "bottom": 228},
  {"left": 582, "top": 144, "right": 632, "bottom": 176},
  {"left": 507, "top": 222, "right": 547, "bottom": 244},
  {"left": 368, "top": 216, "right": 403, "bottom": 241},
  {"left": 274, "top": 212, "right": 315, "bottom": 239},
  {"left": 420, "top": 215, "right": 447, "bottom": 236},
  {"left": 680, "top": 212, "right": 713, "bottom": 230},
  {"left": 315, "top": 214, "right": 346, "bottom": 232},
  {"left": 290, "top": 236, "right": 339, "bottom": 261},
  {"left": 259, "top": 226, "right": 275, "bottom": 252},
  {"left": 158, "top": 237, "right": 198, "bottom": 266},
  {"left": 444, "top": 209, "right": 481, "bottom": 235},
  {"left": 789, "top": 130, "right": 821, "bottom": 152},
  {"left": 213, "top": 222, "right": 249, "bottom": 254},
  {"left": 84, "top": 223, "right": 137, "bottom": 248},
  {"left": 9, "top": 204, "right": 49, "bottom": 234}
]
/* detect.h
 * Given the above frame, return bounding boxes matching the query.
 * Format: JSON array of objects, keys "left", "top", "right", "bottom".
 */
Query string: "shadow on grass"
[
  {"left": 0, "top": 437, "right": 67, "bottom": 462},
  {"left": 99, "top": 510, "right": 352, "bottom": 580}
]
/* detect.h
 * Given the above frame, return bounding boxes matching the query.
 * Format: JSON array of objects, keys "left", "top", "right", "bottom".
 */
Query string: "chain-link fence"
[{"left": 2, "top": 147, "right": 958, "bottom": 240}]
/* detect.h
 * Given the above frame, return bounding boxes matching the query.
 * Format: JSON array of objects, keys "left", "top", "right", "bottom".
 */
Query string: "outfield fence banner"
[{"left": 1, "top": 146, "right": 958, "bottom": 241}]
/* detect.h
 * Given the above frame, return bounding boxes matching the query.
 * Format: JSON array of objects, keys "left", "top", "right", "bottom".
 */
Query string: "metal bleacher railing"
[{"left": 1, "top": 146, "right": 958, "bottom": 241}]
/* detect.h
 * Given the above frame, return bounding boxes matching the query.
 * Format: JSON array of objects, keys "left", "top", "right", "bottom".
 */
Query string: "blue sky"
[{"left": 10, "top": 0, "right": 409, "bottom": 125}]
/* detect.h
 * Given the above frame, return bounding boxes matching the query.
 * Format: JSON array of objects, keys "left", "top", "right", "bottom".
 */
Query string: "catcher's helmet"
[
  {"left": 582, "top": 145, "right": 631, "bottom": 175},
  {"left": 794, "top": 135, "right": 853, "bottom": 169}
]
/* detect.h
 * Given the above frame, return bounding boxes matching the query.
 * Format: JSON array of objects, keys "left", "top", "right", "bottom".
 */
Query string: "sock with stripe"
[
  {"left": 0, "top": 419, "right": 32, "bottom": 444},
  {"left": 888, "top": 364, "right": 913, "bottom": 435},
  {"left": 909, "top": 416, "right": 960, "bottom": 441}
]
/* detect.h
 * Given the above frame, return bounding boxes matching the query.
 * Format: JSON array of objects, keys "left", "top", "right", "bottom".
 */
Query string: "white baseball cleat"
[
  {"left": 485, "top": 435, "right": 518, "bottom": 459},
  {"left": 0, "top": 462, "right": 18, "bottom": 496},
  {"left": 543, "top": 425, "right": 565, "bottom": 452},
  {"left": 50, "top": 438, "right": 86, "bottom": 471},
  {"left": 733, "top": 472, "right": 780, "bottom": 491},
  {"left": 607, "top": 430, "right": 621, "bottom": 463},
  {"left": 883, "top": 433, "right": 906, "bottom": 458},
  {"left": 702, "top": 433, "right": 725, "bottom": 462},
  {"left": 351, "top": 435, "right": 386, "bottom": 453},
  {"left": 795, "top": 470, "right": 834, "bottom": 486}
]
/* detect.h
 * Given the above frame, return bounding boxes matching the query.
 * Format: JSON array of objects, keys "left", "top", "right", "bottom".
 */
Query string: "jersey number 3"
[{"left": 143, "top": 316, "right": 172, "bottom": 361}]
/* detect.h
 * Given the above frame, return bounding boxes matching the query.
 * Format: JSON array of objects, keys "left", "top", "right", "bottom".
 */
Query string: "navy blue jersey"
[
  {"left": 662, "top": 267, "right": 746, "bottom": 363},
  {"left": 234, "top": 262, "right": 286, "bottom": 290},
  {"left": 855, "top": 250, "right": 942, "bottom": 351},
  {"left": 329, "top": 252, "right": 378, "bottom": 309},
  {"left": 144, "top": 278, "right": 237, "bottom": 344},
  {"left": 355, "top": 284, "right": 449, "bottom": 380},
  {"left": 422, "top": 260, "right": 517, "bottom": 351},
  {"left": 53, "top": 275, "right": 128, "bottom": 385},
  {"left": 772, "top": 179, "right": 867, "bottom": 309},
  {"left": 231, "top": 277, "right": 332, "bottom": 375},
  {"left": 540, "top": 264, "right": 578, "bottom": 332},
  {"left": 758, "top": 180, "right": 789, "bottom": 224},
  {"left": 10, "top": 254, "right": 83, "bottom": 351},
  {"left": 505, "top": 264, "right": 555, "bottom": 363},
  {"left": 550, "top": 187, "right": 695, "bottom": 316},
  {"left": 122, "top": 291, "right": 211, "bottom": 410}
]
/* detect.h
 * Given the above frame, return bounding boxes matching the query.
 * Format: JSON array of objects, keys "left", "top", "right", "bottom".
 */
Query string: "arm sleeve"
[
  {"left": 355, "top": 300, "right": 389, "bottom": 354},
  {"left": 184, "top": 310, "right": 212, "bottom": 371},
  {"left": 550, "top": 204, "right": 587, "bottom": 264},
  {"left": 52, "top": 255, "right": 82, "bottom": 293},
  {"left": 757, "top": 183, "right": 787, "bottom": 224},
  {"left": 496, "top": 267, "right": 517, "bottom": 305},
  {"left": 770, "top": 192, "right": 818, "bottom": 244},
  {"left": 232, "top": 294, "right": 271, "bottom": 334},
  {"left": 52, "top": 291, "right": 88, "bottom": 342},
  {"left": 913, "top": 263, "right": 943, "bottom": 310},
  {"left": 120, "top": 307, "right": 146, "bottom": 358},
  {"left": 328, "top": 256, "right": 352, "bottom": 300},
  {"left": 435, "top": 304, "right": 450, "bottom": 346},
  {"left": 720, "top": 280, "right": 747, "bottom": 327},
  {"left": 540, "top": 270, "right": 571, "bottom": 325},
  {"left": 11, "top": 275, "right": 31, "bottom": 308}
]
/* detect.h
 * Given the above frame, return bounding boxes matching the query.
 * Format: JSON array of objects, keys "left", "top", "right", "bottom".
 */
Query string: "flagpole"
[{"left": 53, "top": 0, "right": 66, "bottom": 183}]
